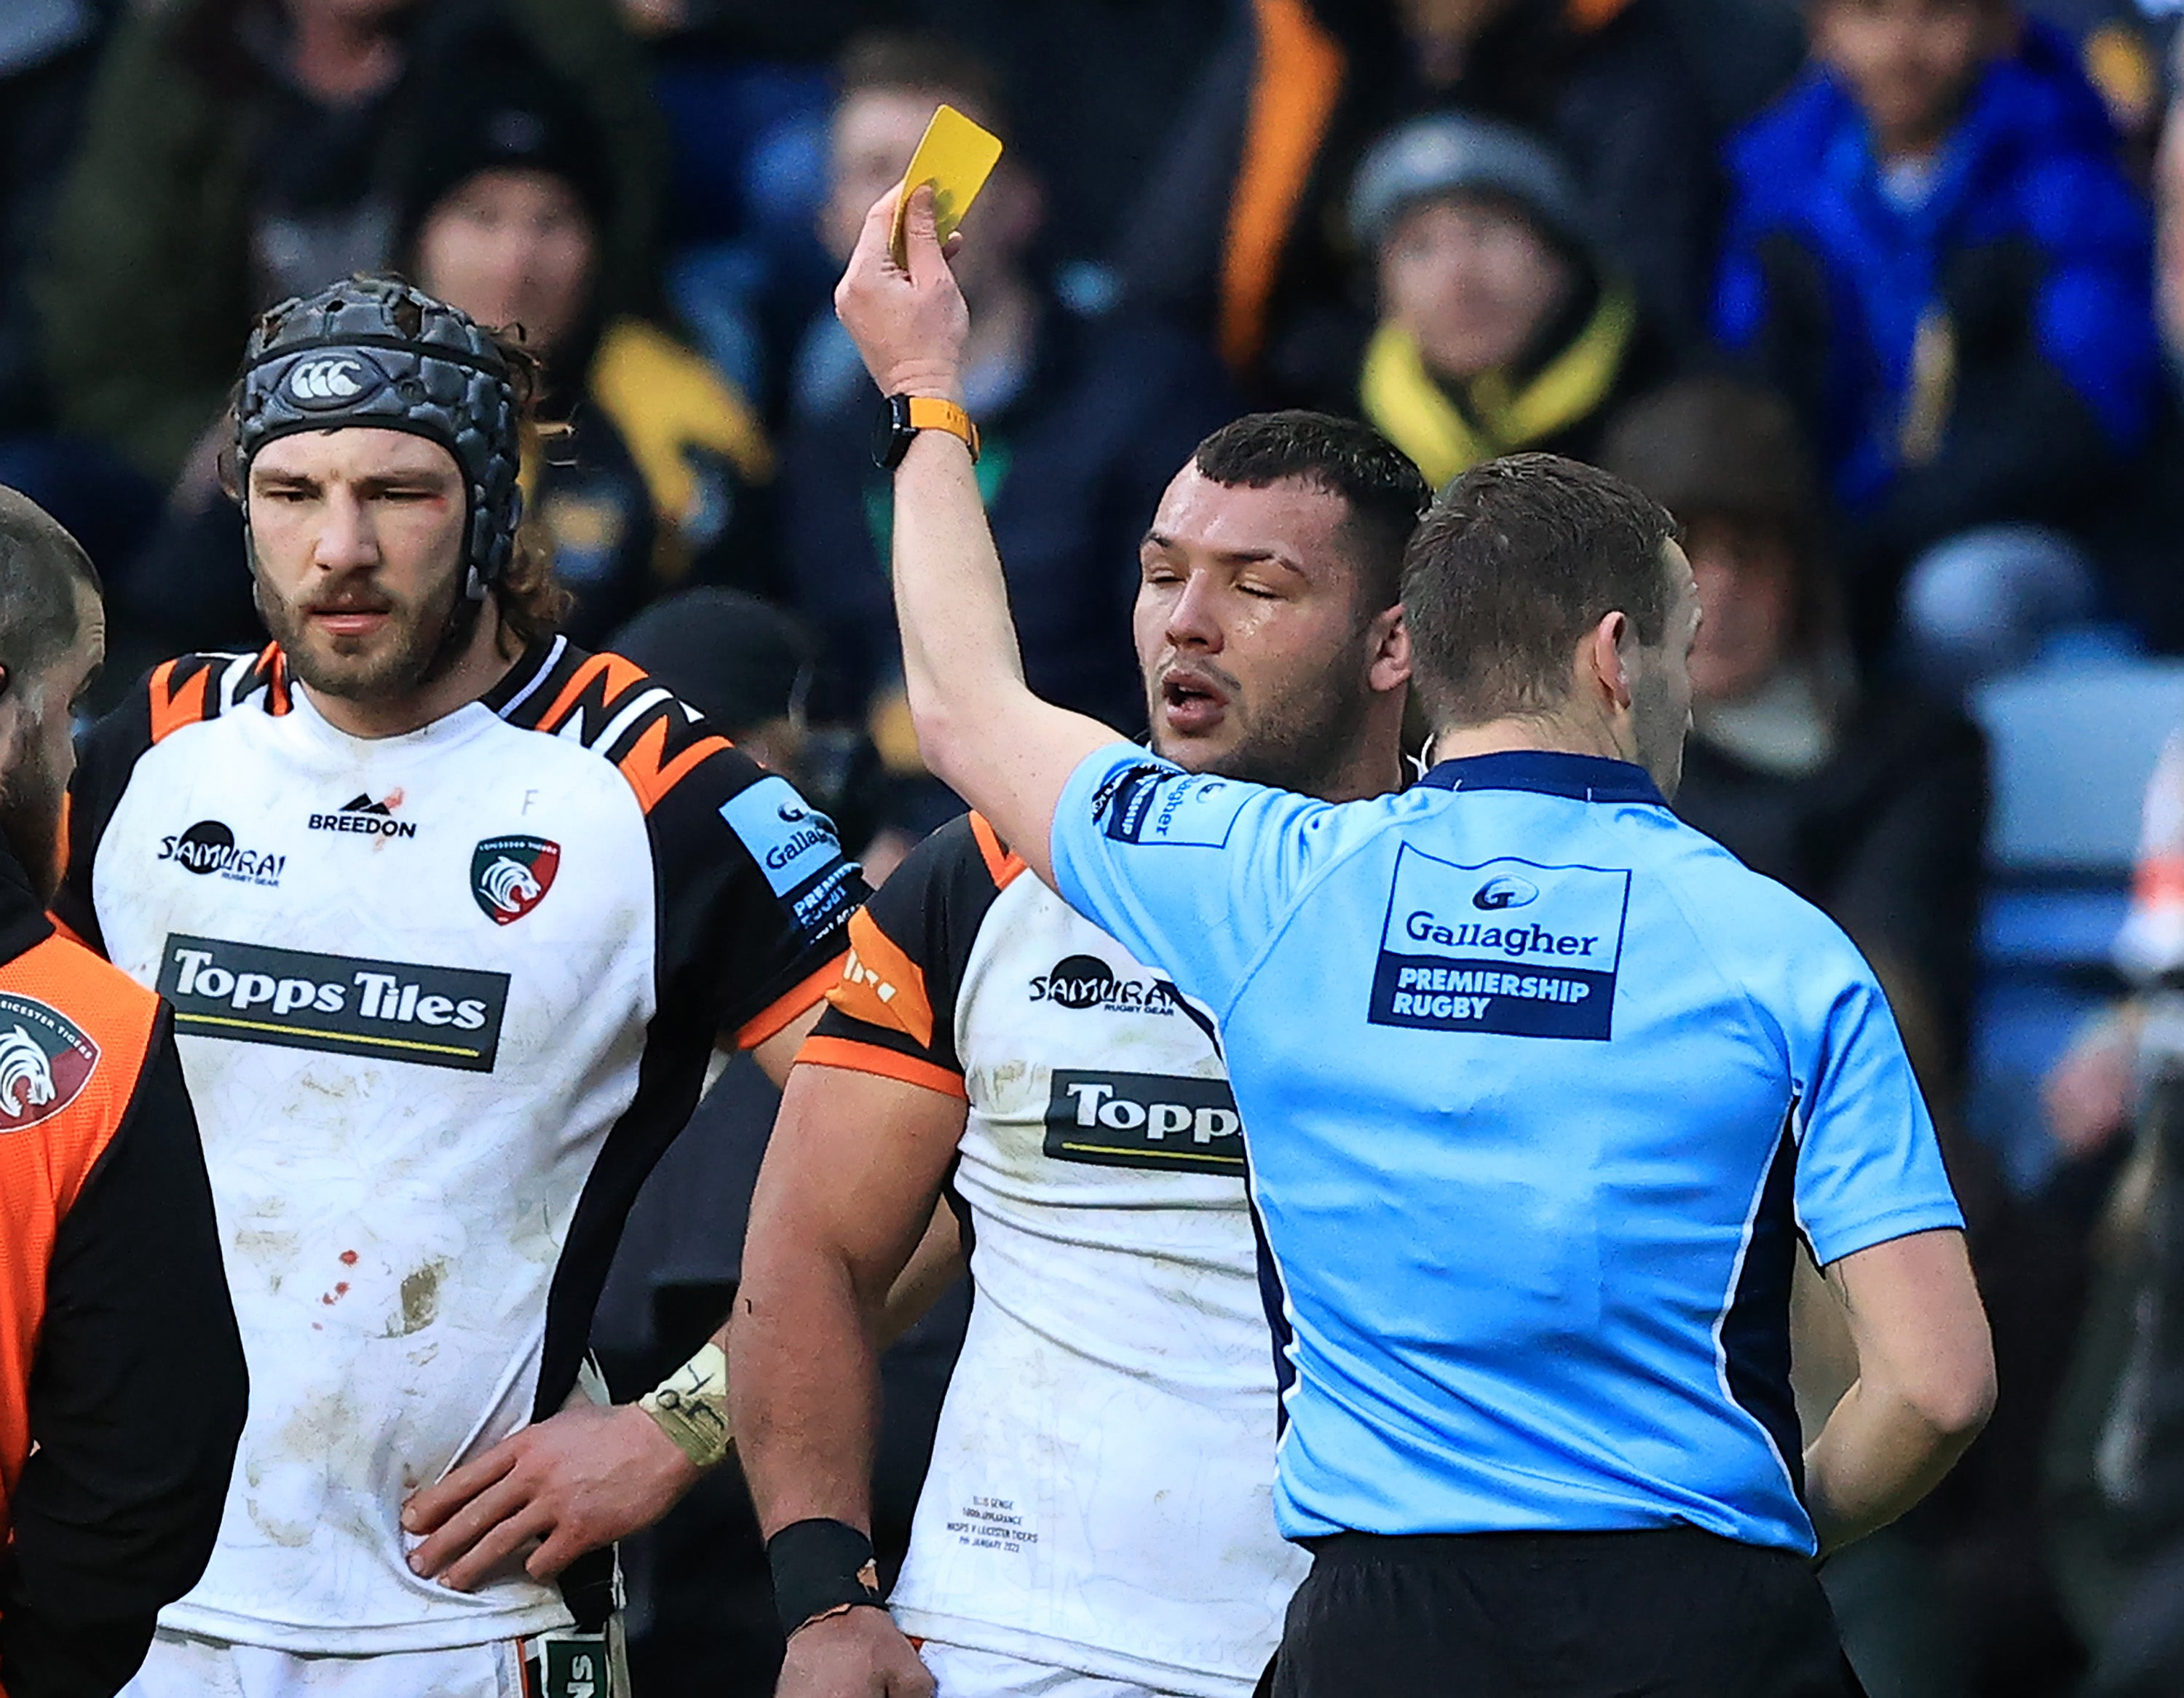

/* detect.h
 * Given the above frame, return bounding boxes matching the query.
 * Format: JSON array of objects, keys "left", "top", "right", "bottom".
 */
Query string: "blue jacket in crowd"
[{"left": 1713, "top": 21, "right": 2158, "bottom": 589}]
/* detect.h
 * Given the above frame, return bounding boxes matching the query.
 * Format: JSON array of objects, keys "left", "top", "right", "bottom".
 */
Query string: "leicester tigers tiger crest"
[
  {"left": 471, "top": 834, "right": 561, "bottom": 925},
  {"left": 0, "top": 992, "right": 98, "bottom": 1131}
]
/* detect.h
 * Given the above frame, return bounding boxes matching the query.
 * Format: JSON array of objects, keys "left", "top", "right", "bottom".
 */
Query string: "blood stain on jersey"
[
  {"left": 0, "top": 992, "right": 99, "bottom": 1132},
  {"left": 471, "top": 834, "right": 561, "bottom": 925}
]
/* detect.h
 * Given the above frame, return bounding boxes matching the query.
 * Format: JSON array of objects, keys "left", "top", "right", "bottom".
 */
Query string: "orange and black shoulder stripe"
[
  {"left": 56, "top": 649, "right": 290, "bottom": 955},
  {"left": 500, "top": 638, "right": 735, "bottom": 816},
  {"left": 968, "top": 813, "right": 1029, "bottom": 891},
  {"left": 146, "top": 647, "right": 293, "bottom": 744},
  {"left": 796, "top": 813, "right": 1023, "bottom": 1099}
]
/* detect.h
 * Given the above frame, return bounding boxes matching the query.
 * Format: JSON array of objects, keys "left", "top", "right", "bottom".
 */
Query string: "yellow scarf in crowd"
[{"left": 1360, "top": 285, "right": 1637, "bottom": 488}]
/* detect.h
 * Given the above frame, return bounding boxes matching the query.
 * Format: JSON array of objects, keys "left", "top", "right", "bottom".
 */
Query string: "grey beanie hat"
[
  {"left": 236, "top": 276, "right": 523, "bottom": 593},
  {"left": 1348, "top": 113, "right": 1588, "bottom": 255}
]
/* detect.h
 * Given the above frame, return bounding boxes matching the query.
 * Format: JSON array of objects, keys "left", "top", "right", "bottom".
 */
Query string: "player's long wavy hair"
[{"left": 483, "top": 330, "right": 575, "bottom": 647}]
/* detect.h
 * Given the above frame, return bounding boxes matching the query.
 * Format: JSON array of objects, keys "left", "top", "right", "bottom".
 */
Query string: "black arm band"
[{"left": 766, "top": 1517, "right": 884, "bottom": 1638}]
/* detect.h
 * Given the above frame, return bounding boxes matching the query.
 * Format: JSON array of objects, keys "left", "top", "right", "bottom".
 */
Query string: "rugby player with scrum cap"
[{"left": 54, "top": 277, "right": 866, "bottom": 1697}]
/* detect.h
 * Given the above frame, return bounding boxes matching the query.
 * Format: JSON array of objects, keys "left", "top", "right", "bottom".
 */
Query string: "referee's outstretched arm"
[{"left": 834, "top": 184, "right": 1128, "bottom": 877}]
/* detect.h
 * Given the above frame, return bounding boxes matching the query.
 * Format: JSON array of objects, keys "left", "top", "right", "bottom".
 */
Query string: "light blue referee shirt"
[{"left": 1048, "top": 744, "right": 1965, "bottom": 1557}]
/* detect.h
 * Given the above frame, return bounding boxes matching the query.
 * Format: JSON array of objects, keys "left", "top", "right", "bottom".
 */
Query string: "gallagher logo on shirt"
[
  {"left": 717, "top": 775, "right": 857, "bottom": 941},
  {"left": 1369, "top": 847, "right": 1630, "bottom": 1040},
  {"left": 471, "top": 834, "right": 561, "bottom": 925},
  {"left": 1091, "top": 765, "right": 1249, "bottom": 848},
  {"left": 0, "top": 992, "right": 98, "bottom": 1132}
]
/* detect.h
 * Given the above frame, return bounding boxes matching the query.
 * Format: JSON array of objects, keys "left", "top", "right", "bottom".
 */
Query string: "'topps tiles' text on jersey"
[
  {"left": 806, "top": 815, "right": 1307, "bottom": 1698},
  {"left": 55, "top": 641, "right": 863, "bottom": 1654}
]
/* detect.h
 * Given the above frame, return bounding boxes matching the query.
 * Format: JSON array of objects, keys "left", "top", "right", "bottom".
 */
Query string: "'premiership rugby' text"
[{"left": 1369, "top": 849, "right": 1630, "bottom": 1039}]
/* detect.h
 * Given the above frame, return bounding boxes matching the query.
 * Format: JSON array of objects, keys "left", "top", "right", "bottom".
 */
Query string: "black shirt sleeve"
[
  {"left": 806, "top": 814, "right": 1013, "bottom": 1088},
  {"left": 652, "top": 737, "right": 869, "bottom": 1050},
  {"left": 0, "top": 1008, "right": 247, "bottom": 1698}
]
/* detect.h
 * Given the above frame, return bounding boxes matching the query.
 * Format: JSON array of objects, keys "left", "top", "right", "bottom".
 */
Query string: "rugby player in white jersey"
[
  {"left": 53, "top": 277, "right": 866, "bottom": 1698},
  {"left": 731, "top": 411, "right": 1429, "bottom": 1698}
]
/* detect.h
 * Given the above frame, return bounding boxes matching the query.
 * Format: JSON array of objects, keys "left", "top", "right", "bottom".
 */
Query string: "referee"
[{"left": 828, "top": 187, "right": 1996, "bottom": 1695}]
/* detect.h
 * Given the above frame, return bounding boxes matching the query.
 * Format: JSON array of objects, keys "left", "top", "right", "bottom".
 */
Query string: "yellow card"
[{"left": 890, "top": 104, "right": 1004, "bottom": 267}]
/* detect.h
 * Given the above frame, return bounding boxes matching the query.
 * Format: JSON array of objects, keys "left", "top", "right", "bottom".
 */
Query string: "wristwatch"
[{"left": 872, "top": 393, "right": 980, "bottom": 469}]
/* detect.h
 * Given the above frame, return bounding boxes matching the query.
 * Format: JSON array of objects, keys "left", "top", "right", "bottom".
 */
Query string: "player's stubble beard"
[
  {"left": 1149, "top": 628, "right": 1377, "bottom": 799},
  {"left": 0, "top": 714, "right": 67, "bottom": 903},
  {"left": 251, "top": 534, "right": 478, "bottom": 707}
]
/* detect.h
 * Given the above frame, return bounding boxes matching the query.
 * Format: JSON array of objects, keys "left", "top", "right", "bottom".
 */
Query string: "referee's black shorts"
[{"left": 1262, "top": 1528, "right": 1864, "bottom": 1697}]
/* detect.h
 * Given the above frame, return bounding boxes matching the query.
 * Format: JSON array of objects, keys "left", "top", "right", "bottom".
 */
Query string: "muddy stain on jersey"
[{"left": 394, "top": 1260, "right": 446, "bottom": 1335}]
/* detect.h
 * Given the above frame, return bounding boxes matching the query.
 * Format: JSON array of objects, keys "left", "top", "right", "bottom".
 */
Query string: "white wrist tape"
[{"left": 639, "top": 1340, "right": 732, "bottom": 1470}]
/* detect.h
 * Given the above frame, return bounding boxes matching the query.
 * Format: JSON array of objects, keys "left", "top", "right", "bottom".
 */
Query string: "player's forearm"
[
  {"left": 889, "top": 427, "right": 1032, "bottom": 794},
  {"left": 729, "top": 1246, "right": 887, "bottom": 1537},
  {"left": 1803, "top": 1371, "right": 1990, "bottom": 1554}
]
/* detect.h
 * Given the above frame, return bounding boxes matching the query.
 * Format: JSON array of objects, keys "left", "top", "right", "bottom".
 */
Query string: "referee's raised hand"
[{"left": 836, "top": 183, "right": 970, "bottom": 406}]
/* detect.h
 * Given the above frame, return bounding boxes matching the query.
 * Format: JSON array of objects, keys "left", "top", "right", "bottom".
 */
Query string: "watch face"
[{"left": 871, "top": 395, "right": 909, "bottom": 470}]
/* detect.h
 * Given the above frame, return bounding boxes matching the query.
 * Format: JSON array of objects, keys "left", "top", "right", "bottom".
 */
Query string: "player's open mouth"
[{"left": 1160, "top": 671, "right": 1230, "bottom": 735}]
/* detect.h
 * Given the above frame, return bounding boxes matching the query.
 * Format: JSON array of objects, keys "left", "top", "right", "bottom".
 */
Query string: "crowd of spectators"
[{"left": 6, "top": 0, "right": 2184, "bottom": 1692}]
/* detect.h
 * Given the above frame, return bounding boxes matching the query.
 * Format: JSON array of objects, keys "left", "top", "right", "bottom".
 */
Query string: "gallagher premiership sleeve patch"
[
  {"left": 717, "top": 774, "right": 860, "bottom": 942},
  {"left": 1369, "top": 847, "right": 1630, "bottom": 1040},
  {"left": 1093, "top": 765, "right": 1251, "bottom": 848}
]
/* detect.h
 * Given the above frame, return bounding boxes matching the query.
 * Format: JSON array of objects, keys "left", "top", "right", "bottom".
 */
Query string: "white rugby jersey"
[
  {"left": 805, "top": 814, "right": 1307, "bottom": 1698},
  {"left": 55, "top": 639, "right": 863, "bottom": 1654}
]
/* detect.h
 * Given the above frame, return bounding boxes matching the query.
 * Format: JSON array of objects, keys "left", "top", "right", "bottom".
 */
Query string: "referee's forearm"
[
  {"left": 890, "top": 427, "right": 1029, "bottom": 786},
  {"left": 886, "top": 427, "right": 1117, "bottom": 882},
  {"left": 1802, "top": 1376, "right": 1986, "bottom": 1554}
]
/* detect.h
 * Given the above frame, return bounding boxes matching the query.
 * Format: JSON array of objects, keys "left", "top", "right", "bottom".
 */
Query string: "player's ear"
[
  {"left": 1585, "top": 611, "right": 1633, "bottom": 712},
  {"left": 1366, "top": 605, "right": 1412, "bottom": 695}
]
